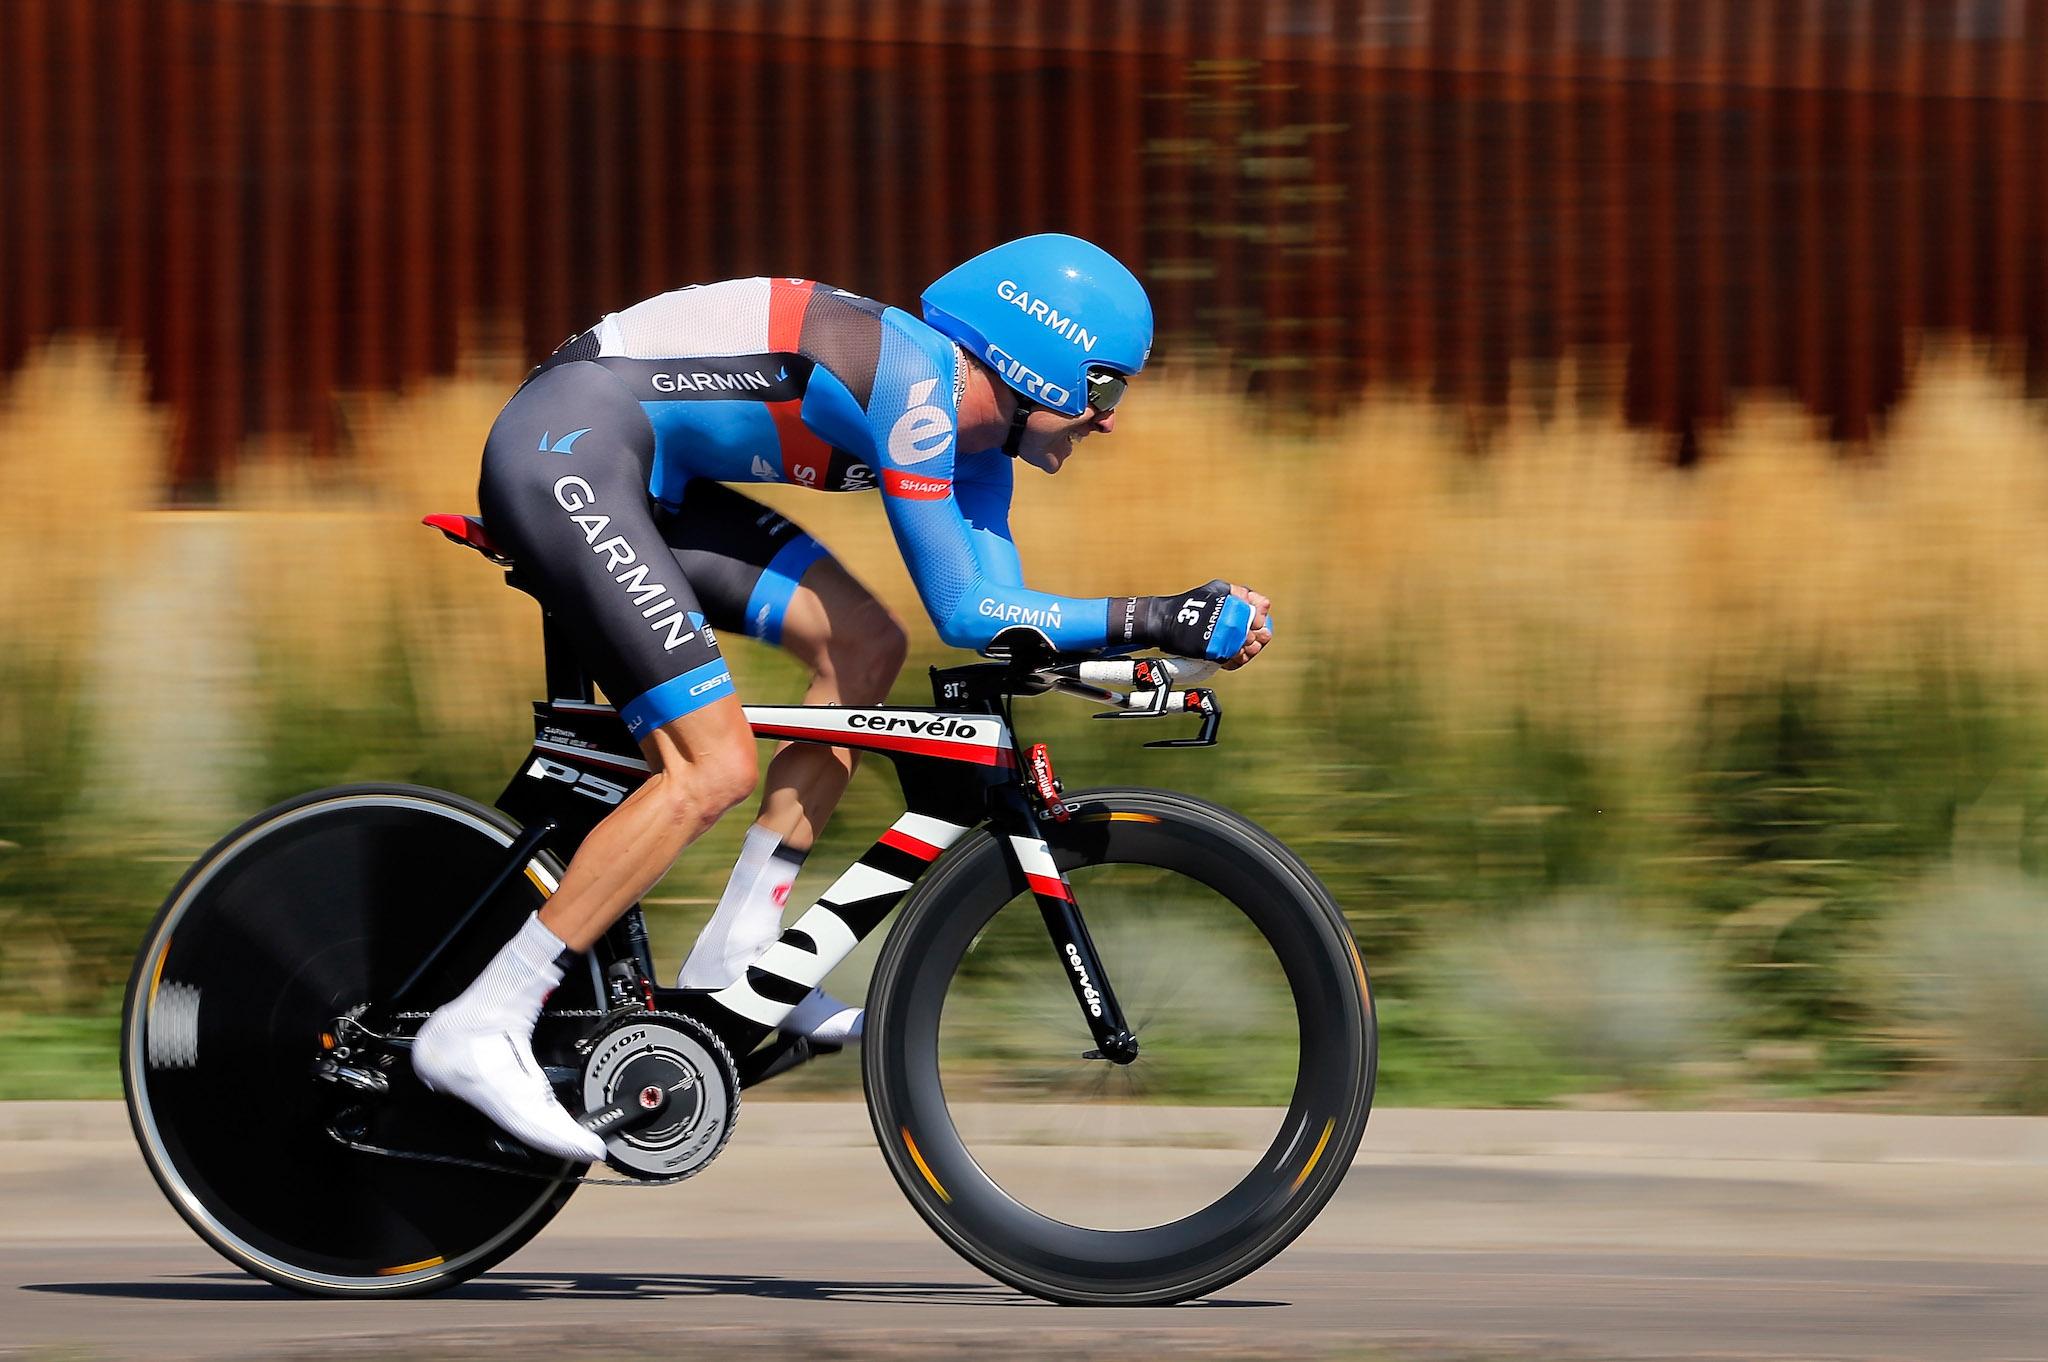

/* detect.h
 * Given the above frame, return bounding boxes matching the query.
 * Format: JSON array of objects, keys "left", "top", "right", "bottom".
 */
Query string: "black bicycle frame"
[{"left": 445, "top": 599, "right": 1140, "bottom": 1072}]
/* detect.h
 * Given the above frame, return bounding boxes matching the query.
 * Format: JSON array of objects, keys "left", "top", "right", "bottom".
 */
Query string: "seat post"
[
  {"left": 542, "top": 611, "right": 594, "bottom": 703},
  {"left": 512, "top": 570, "right": 595, "bottom": 704}
]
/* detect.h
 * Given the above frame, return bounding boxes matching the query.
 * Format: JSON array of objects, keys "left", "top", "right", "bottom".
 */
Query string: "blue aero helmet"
[{"left": 920, "top": 234, "right": 1154, "bottom": 418}]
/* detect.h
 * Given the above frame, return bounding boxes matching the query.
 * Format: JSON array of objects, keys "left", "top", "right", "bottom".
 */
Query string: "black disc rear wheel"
[
  {"left": 863, "top": 788, "right": 1375, "bottom": 1305},
  {"left": 121, "top": 784, "right": 588, "bottom": 1296}
]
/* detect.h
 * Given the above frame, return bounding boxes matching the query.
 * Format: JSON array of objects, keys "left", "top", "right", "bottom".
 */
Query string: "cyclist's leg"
[
  {"left": 475, "top": 361, "right": 765, "bottom": 932},
  {"left": 652, "top": 482, "right": 908, "bottom": 1026},
  {"left": 416, "top": 362, "right": 758, "bottom": 1160},
  {"left": 760, "top": 565, "right": 908, "bottom": 1040},
  {"left": 537, "top": 697, "right": 758, "bottom": 952},
  {"left": 743, "top": 558, "right": 909, "bottom": 845}
]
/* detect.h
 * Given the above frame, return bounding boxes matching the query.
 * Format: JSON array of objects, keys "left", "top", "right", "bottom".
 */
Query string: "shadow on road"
[{"left": 25, "top": 1272, "right": 1284, "bottom": 1309}]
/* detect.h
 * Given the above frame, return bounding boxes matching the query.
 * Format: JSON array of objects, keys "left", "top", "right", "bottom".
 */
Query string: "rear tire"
[
  {"left": 863, "top": 788, "right": 1375, "bottom": 1305},
  {"left": 122, "top": 784, "right": 588, "bottom": 1296}
]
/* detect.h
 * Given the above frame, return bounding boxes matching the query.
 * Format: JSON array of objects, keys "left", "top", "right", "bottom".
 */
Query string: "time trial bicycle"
[{"left": 120, "top": 511, "right": 1376, "bottom": 1306}]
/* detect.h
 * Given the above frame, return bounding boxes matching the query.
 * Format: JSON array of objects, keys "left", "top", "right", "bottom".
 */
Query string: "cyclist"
[{"left": 413, "top": 234, "right": 1274, "bottom": 1161}]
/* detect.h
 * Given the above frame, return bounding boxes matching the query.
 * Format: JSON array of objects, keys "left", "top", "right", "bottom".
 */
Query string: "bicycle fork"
[{"left": 992, "top": 788, "right": 1141, "bottom": 1064}]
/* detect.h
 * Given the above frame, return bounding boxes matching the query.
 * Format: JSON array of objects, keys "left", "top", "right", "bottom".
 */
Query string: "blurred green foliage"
[
  {"left": 8, "top": 635, "right": 2046, "bottom": 1111},
  {"left": 1880, "top": 870, "right": 2048, "bottom": 1112}
]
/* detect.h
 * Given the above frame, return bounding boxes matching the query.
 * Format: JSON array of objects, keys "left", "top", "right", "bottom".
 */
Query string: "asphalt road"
[{"left": 3, "top": 1103, "right": 2044, "bottom": 1362}]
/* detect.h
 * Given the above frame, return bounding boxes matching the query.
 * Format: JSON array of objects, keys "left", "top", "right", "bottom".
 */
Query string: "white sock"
[
  {"left": 678, "top": 824, "right": 807, "bottom": 989},
  {"left": 677, "top": 827, "right": 860, "bottom": 1045},
  {"left": 444, "top": 911, "right": 567, "bottom": 1020},
  {"left": 786, "top": 986, "right": 863, "bottom": 1047},
  {"left": 413, "top": 912, "right": 606, "bottom": 1163}
]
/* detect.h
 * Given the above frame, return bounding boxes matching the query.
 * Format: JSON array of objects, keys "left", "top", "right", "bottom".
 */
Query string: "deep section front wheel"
[
  {"left": 863, "top": 788, "right": 1375, "bottom": 1305},
  {"left": 122, "top": 784, "right": 589, "bottom": 1296}
]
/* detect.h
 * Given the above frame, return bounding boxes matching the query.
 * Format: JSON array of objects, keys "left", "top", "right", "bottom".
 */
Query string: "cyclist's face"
[{"left": 1016, "top": 402, "right": 1116, "bottom": 474}]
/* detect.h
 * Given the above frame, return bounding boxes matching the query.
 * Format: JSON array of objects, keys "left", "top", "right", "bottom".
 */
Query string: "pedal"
[{"left": 486, "top": 1135, "right": 562, "bottom": 1166}]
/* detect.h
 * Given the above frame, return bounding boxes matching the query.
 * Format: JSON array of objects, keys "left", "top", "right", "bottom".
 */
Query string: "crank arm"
[{"left": 577, "top": 1083, "right": 673, "bottom": 1141}]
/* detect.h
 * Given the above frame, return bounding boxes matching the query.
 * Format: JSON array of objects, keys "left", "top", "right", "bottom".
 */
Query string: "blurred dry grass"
[
  {"left": 222, "top": 362, "right": 547, "bottom": 746},
  {"left": 1008, "top": 351, "right": 2048, "bottom": 749},
  {"left": 7, "top": 338, "right": 2046, "bottom": 751},
  {"left": 0, "top": 339, "right": 165, "bottom": 679}
]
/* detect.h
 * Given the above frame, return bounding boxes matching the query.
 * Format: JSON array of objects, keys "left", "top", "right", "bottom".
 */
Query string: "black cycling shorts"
[{"left": 477, "top": 360, "right": 832, "bottom": 740}]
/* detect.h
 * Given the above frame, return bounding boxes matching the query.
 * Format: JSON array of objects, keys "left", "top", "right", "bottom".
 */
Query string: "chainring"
[{"left": 579, "top": 1011, "right": 738, "bottom": 1181}]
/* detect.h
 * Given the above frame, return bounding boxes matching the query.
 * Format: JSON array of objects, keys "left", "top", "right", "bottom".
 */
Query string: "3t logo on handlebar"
[{"left": 525, "top": 757, "right": 630, "bottom": 806}]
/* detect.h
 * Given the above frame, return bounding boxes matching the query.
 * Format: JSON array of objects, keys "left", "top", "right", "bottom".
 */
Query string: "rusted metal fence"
[{"left": 2, "top": 0, "right": 2044, "bottom": 490}]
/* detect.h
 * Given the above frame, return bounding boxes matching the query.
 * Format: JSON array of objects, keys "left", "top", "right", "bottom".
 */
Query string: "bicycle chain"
[
  {"left": 332, "top": 1133, "right": 693, "bottom": 1188},
  {"left": 388, "top": 1009, "right": 610, "bottom": 1020}
]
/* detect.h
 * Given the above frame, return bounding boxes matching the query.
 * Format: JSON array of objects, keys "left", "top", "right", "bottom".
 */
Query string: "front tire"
[
  {"left": 122, "top": 784, "right": 587, "bottom": 1297},
  {"left": 862, "top": 788, "right": 1375, "bottom": 1305}
]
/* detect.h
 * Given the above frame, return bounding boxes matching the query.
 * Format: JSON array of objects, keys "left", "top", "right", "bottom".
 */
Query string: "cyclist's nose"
[{"left": 1092, "top": 410, "right": 1116, "bottom": 435}]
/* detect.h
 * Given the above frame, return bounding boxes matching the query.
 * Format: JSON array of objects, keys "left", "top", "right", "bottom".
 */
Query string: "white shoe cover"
[
  {"left": 785, "top": 987, "right": 863, "bottom": 1047},
  {"left": 414, "top": 1010, "right": 606, "bottom": 1164}
]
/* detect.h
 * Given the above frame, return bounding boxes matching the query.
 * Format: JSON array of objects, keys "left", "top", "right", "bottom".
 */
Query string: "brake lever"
[
  {"left": 1144, "top": 688, "right": 1220, "bottom": 748},
  {"left": 1088, "top": 686, "right": 1220, "bottom": 746}
]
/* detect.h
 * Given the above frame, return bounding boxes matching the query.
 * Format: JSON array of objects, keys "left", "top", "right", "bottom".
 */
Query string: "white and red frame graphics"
[{"left": 711, "top": 811, "right": 972, "bottom": 1029}]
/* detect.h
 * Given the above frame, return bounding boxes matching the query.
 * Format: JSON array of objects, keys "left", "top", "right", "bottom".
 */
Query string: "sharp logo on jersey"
[
  {"left": 984, "top": 344, "right": 1073, "bottom": 410},
  {"left": 888, "top": 378, "right": 954, "bottom": 466},
  {"left": 552, "top": 475, "right": 700, "bottom": 651},
  {"left": 996, "top": 279, "right": 1099, "bottom": 352},
  {"left": 538, "top": 428, "right": 592, "bottom": 454},
  {"left": 881, "top": 469, "right": 950, "bottom": 500},
  {"left": 978, "top": 598, "right": 1063, "bottom": 630}
]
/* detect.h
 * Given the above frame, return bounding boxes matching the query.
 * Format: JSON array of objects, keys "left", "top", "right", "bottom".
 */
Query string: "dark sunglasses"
[{"left": 1085, "top": 368, "right": 1130, "bottom": 415}]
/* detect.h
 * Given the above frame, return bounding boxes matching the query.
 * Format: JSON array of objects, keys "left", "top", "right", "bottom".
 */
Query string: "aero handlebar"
[{"left": 1035, "top": 657, "right": 1223, "bottom": 746}]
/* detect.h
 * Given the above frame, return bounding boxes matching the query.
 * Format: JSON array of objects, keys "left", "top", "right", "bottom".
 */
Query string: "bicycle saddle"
[{"left": 422, "top": 513, "right": 513, "bottom": 565}]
